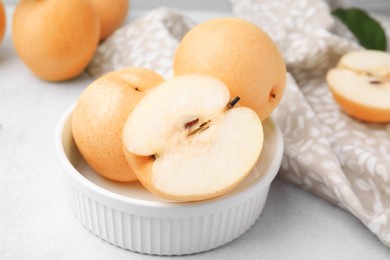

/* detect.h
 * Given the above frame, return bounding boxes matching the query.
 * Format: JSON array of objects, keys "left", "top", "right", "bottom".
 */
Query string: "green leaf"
[{"left": 332, "top": 8, "right": 387, "bottom": 51}]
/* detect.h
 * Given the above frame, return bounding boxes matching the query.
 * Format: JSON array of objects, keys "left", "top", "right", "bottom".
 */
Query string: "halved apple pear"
[
  {"left": 123, "top": 74, "right": 264, "bottom": 201},
  {"left": 327, "top": 50, "right": 390, "bottom": 123}
]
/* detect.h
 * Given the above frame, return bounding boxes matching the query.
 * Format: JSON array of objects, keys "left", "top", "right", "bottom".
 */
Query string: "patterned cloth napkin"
[{"left": 87, "top": 0, "right": 390, "bottom": 247}]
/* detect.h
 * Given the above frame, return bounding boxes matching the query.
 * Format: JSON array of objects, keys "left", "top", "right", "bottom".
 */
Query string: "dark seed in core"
[
  {"left": 184, "top": 118, "right": 199, "bottom": 129},
  {"left": 370, "top": 80, "right": 383, "bottom": 85}
]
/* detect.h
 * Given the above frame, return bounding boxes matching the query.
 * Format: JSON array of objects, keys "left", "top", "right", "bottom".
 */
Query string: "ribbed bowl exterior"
[{"left": 66, "top": 182, "right": 270, "bottom": 255}]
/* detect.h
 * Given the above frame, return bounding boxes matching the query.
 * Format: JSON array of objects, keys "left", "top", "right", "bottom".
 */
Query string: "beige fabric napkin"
[{"left": 87, "top": 1, "right": 390, "bottom": 247}]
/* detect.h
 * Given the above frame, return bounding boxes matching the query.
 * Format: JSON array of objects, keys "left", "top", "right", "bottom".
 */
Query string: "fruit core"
[
  {"left": 153, "top": 97, "right": 241, "bottom": 159},
  {"left": 342, "top": 66, "right": 390, "bottom": 86}
]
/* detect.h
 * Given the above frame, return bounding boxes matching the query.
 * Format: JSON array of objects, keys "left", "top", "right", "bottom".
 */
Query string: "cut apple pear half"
[
  {"left": 327, "top": 50, "right": 390, "bottom": 123},
  {"left": 123, "top": 74, "right": 264, "bottom": 201}
]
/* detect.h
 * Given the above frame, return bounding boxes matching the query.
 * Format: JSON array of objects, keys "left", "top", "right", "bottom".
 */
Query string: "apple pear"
[
  {"left": 123, "top": 74, "right": 264, "bottom": 201},
  {"left": 72, "top": 67, "right": 164, "bottom": 182},
  {"left": 173, "top": 18, "right": 286, "bottom": 121},
  {"left": 327, "top": 50, "right": 390, "bottom": 123}
]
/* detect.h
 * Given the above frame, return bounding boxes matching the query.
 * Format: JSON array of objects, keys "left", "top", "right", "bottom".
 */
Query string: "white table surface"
[{"left": 1, "top": 2, "right": 390, "bottom": 259}]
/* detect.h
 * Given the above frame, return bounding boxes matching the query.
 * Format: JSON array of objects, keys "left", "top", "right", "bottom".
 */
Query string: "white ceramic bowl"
[{"left": 55, "top": 104, "right": 284, "bottom": 256}]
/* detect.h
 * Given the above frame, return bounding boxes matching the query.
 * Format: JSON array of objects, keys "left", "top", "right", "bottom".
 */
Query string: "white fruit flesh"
[
  {"left": 152, "top": 107, "right": 263, "bottom": 196},
  {"left": 123, "top": 75, "right": 230, "bottom": 156},
  {"left": 339, "top": 50, "right": 390, "bottom": 79},
  {"left": 123, "top": 74, "right": 263, "bottom": 199},
  {"left": 327, "top": 68, "right": 390, "bottom": 109}
]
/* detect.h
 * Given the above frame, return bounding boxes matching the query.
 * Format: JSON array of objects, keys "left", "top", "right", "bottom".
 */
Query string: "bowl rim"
[{"left": 55, "top": 103, "right": 284, "bottom": 213}]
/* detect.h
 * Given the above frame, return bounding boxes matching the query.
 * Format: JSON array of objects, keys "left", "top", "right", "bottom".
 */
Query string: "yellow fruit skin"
[
  {"left": 72, "top": 67, "right": 164, "bottom": 182},
  {"left": 173, "top": 18, "right": 286, "bottom": 121},
  {"left": 0, "top": 1, "right": 5, "bottom": 45},
  {"left": 123, "top": 152, "right": 159, "bottom": 196},
  {"left": 329, "top": 86, "right": 390, "bottom": 123},
  {"left": 12, "top": 0, "right": 100, "bottom": 81},
  {"left": 90, "top": 0, "right": 129, "bottom": 40}
]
